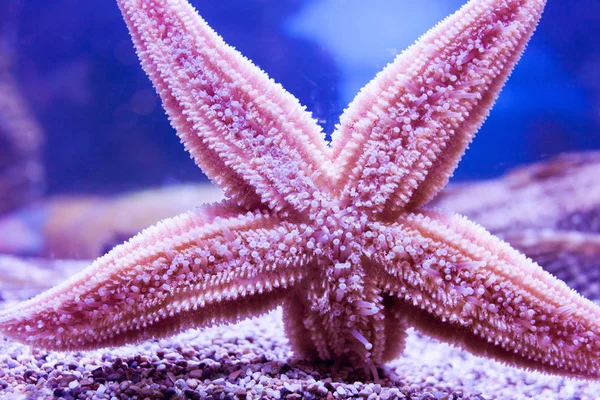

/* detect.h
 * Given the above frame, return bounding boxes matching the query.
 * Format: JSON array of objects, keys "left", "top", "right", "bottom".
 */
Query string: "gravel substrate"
[{"left": 1, "top": 307, "right": 599, "bottom": 400}]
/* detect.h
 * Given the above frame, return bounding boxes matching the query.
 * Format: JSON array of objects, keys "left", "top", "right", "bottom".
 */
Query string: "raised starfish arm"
[
  {"left": 372, "top": 209, "right": 600, "bottom": 378},
  {"left": 0, "top": 202, "right": 307, "bottom": 350},
  {"left": 118, "top": 0, "right": 330, "bottom": 215},
  {"left": 503, "top": 229, "right": 600, "bottom": 301},
  {"left": 330, "top": 0, "right": 546, "bottom": 215}
]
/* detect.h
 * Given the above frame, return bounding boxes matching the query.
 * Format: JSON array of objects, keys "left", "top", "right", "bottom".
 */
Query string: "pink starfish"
[{"left": 2, "top": 0, "right": 600, "bottom": 378}]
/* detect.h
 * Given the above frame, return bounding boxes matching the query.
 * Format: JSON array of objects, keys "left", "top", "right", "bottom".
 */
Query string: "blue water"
[{"left": 6, "top": 0, "right": 600, "bottom": 194}]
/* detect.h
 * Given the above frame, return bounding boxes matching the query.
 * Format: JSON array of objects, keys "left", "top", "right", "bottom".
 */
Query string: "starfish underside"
[{"left": 3, "top": 0, "right": 600, "bottom": 379}]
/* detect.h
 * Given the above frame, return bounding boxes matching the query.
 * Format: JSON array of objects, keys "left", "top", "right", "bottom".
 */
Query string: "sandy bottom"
[{"left": 1, "top": 307, "right": 599, "bottom": 400}]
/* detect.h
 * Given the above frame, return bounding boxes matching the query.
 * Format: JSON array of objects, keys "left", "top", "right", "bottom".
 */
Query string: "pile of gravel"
[{"left": 1, "top": 306, "right": 599, "bottom": 399}]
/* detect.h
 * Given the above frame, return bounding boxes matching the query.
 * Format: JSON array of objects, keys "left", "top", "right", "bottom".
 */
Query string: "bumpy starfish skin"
[
  {"left": 3, "top": 0, "right": 600, "bottom": 378},
  {"left": 433, "top": 152, "right": 600, "bottom": 301}
]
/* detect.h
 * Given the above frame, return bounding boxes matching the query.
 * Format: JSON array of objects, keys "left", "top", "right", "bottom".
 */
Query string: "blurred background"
[{"left": 2, "top": 0, "right": 599, "bottom": 196}]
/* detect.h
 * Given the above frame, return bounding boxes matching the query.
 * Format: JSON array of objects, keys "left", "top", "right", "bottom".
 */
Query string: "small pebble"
[
  {"left": 189, "top": 369, "right": 204, "bottom": 379},
  {"left": 317, "top": 383, "right": 329, "bottom": 396},
  {"left": 213, "top": 377, "right": 225, "bottom": 385}
]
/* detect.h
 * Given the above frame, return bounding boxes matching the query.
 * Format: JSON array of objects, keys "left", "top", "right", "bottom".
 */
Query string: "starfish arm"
[
  {"left": 371, "top": 208, "right": 600, "bottom": 378},
  {"left": 330, "top": 0, "right": 546, "bottom": 215},
  {"left": 503, "top": 229, "right": 600, "bottom": 301},
  {"left": 117, "top": 0, "right": 330, "bottom": 215},
  {"left": 0, "top": 203, "right": 308, "bottom": 350}
]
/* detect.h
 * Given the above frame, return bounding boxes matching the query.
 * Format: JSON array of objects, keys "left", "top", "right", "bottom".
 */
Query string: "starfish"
[
  {"left": 433, "top": 152, "right": 600, "bottom": 301},
  {"left": 2, "top": 0, "right": 600, "bottom": 379}
]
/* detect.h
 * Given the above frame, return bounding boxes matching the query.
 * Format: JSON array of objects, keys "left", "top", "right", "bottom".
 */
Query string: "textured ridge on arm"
[
  {"left": 0, "top": 203, "right": 308, "bottom": 350},
  {"left": 331, "top": 0, "right": 546, "bottom": 216},
  {"left": 375, "top": 209, "right": 600, "bottom": 378},
  {"left": 117, "top": 0, "right": 331, "bottom": 215}
]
